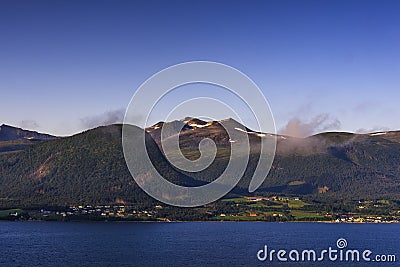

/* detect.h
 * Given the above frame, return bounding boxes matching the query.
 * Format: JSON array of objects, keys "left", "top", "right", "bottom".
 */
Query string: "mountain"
[
  {"left": 147, "top": 119, "right": 400, "bottom": 198},
  {"left": 0, "top": 124, "right": 57, "bottom": 154},
  {"left": 0, "top": 124, "right": 202, "bottom": 208},
  {"left": 0, "top": 120, "right": 399, "bottom": 208},
  {"left": 0, "top": 124, "right": 56, "bottom": 141},
  {"left": 146, "top": 118, "right": 280, "bottom": 153}
]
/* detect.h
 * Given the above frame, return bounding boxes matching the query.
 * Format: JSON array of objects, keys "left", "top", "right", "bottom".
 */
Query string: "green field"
[
  {"left": 287, "top": 199, "right": 309, "bottom": 208},
  {"left": 221, "top": 197, "right": 248, "bottom": 203},
  {"left": 290, "top": 210, "right": 325, "bottom": 220}
]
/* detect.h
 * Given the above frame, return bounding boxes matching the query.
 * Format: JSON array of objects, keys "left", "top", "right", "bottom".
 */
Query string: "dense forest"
[{"left": 0, "top": 122, "right": 400, "bottom": 209}]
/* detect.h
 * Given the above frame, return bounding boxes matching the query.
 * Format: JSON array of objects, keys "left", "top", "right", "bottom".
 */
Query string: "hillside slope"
[
  {"left": 0, "top": 125, "right": 200, "bottom": 208},
  {"left": 0, "top": 121, "right": 399, "bottom": 208}
]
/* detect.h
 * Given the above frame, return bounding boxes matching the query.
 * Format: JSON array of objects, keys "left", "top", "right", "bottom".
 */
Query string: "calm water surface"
[{"left": 0, "top": 221, "right": 399, "bottom": 266}]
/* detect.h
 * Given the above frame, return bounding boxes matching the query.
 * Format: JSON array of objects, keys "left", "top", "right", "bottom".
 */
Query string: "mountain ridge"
[
  {"left": 0, "top": 124, "right": 57, "bottom": 142},
  {"left": 0, "top": 119, "right": 399, "bottom": 208}
]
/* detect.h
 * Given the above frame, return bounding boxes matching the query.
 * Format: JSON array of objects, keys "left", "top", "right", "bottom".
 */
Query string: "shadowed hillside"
[{"left": 0, "top": 120, "right": 400, "bottom": 208}]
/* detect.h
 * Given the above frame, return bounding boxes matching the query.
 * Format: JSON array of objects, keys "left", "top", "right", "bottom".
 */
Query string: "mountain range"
[
  {"left": 0, "top": 124, "right": 56, "bottom": 142},
  {"left": 0, "top": 119, "right": 399, "bottom": 208}
]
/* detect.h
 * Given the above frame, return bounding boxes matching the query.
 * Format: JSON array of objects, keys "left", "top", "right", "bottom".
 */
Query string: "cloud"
[
  {"left": 20, "top": 120, "right": 40, "bottom": 130},
  {"left": 81, "top": 109, "right": 125, "bottom": 129},
  {"left": 355, "top": 126, "right": 390, "bottom": 134},
  {"left": 279, "top": 114, "right": 341, "bottom": 138}
]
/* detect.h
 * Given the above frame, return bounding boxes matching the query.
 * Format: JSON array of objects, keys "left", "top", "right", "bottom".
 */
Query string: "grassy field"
[
  {"left": 287, "top": 199, "right": 309, "bottom": 208},
  {"left": 290, "top": 210, "right": 325, "bottom": 220},
  {"left": 248, "top": 202, "right": 282, "bottom": 208},
  {"left": 223, "top": 197, "right": 309, "bottom": 208},
  {"left": 221, "top": 197, "right": 248, "bottom": 203}
]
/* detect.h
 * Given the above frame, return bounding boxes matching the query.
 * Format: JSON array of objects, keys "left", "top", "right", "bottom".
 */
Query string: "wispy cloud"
[
  {"left": 20, "top": 120, "right": 40, "bottom": 130},
  {"left": 80, "top": 109, "right": 125, "bottom": 129},
  {"left": 279, "top": 114, "right": 341, "bottom": 138},
  {"left": 355, "top": 126, "right": 390, "bottom": 134}
]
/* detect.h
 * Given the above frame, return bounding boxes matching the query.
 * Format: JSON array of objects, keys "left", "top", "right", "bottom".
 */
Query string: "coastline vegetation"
[{"left": 1, "top": 195, "right": 399, "bottom": 223}]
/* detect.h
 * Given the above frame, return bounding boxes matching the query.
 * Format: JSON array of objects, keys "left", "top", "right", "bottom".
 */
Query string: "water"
[{"left": 0, "top": 222, "right": 398, "bottom": 266}]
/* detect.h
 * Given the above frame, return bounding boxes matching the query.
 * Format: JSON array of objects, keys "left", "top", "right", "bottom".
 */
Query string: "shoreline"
[{"left": 1, "top": 219, "right": 399, "bottom": 224}]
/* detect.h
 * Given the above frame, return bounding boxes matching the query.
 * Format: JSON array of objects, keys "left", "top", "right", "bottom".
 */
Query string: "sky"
[{"left": 0, "top": 0, "right": 399, "bottom": 137}]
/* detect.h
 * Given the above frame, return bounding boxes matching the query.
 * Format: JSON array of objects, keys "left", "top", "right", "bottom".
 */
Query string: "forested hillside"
[{"left": 0, "top": 122, "right": 400, "bottom": 208}]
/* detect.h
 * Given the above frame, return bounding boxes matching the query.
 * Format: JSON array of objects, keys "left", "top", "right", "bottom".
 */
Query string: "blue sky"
[{"left": 0, "top": 0, "right": 399, "bottom": 136}]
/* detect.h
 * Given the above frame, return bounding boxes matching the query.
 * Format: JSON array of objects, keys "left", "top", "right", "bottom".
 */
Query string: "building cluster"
[
  {"left": 246, "top": 196, "right": 300, "bottom": 202},
  {"left": 39, "top": 205, "right": 163, "bottom": 219}
]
